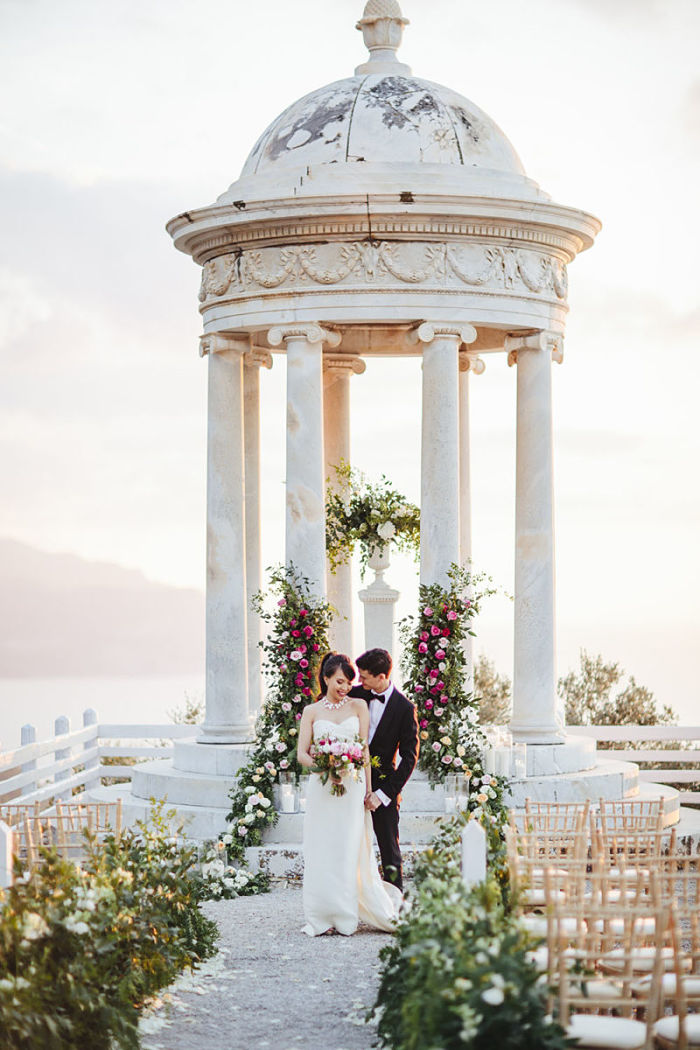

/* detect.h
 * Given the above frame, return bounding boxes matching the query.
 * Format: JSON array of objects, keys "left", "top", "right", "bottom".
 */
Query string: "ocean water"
[{"left": 0, "top": 674, "right": 205, "bottom": 751}]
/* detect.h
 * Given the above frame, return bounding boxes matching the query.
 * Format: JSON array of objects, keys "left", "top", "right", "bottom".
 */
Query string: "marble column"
[
  {"left": 323, "top": 353, "right": 365, "bottom": 655},
  {"left": 244, "top": 348, "right": 273, "bottom": 720},
  {"left": 199, "top": 334, "right": 251, "bottom": 744},
  {"left": 413, "top": 323, "right": 476, "bottom": 588},
  {"left": 506, "top": 330, "right": 564, "bottom": 744},
  {"left": 268, "top": 323, "right": 341, "bottom": 598},
  {"left": 458, "top": 351, "right": 485, "bottom": 695}
]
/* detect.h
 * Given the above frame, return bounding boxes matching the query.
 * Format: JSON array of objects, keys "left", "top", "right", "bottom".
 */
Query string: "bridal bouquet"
[{"left": 309, "top": 734, "right": 366, "bottom": 797}]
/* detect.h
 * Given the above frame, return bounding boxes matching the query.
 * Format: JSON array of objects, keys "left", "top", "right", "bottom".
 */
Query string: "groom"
[{"left": 350, "top": 648, "right": 419, "bottom": 891}]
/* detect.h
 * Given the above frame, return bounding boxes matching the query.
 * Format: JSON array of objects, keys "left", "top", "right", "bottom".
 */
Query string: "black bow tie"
[{"left": 371, "top": 692, "right": 386, "bottom": 704}]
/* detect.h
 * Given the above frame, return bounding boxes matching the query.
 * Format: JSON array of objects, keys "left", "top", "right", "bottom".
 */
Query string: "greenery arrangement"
[
  {"left": 224, "top": 565, "right": 332, "bottom": 861},
  {"left": 372, "top": 811, "right": 569, "bottom": 1050},
  {"left": 399, "top": 564, "right": 496, "bottom": 783},
  {"left": 197, "top": 841, "right": 269, "bottom": 900},
  {"left": 0, "top": 804, "right": 218, "bottom": 1050},
  {"left": 325, "top": 462, "right": 420, "bottom": 575}
]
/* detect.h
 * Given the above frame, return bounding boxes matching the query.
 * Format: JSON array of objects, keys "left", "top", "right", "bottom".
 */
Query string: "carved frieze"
[{"left": 198, "top": 240, "right": 568, "bottom": 305}]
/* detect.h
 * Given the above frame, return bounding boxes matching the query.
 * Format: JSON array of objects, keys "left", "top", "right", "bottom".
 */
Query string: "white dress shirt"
[{"left": 369, "top": 683, "right": 394, "bottom": 807}]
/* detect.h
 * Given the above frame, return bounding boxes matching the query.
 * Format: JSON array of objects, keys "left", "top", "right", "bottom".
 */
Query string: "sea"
[{"left": 0, "top": 674, "right": 205, "bottom": 751}]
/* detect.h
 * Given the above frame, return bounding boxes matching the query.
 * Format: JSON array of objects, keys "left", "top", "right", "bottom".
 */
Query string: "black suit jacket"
[{"left": 349, "top": 685, "right": 419, "bottom": 803}]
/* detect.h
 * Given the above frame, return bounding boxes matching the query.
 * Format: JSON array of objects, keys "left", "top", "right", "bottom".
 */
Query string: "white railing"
[
  {"left": 1, "top": 715, "right": 699, "bottom": 809},
  {"left": 567, "top": 724, "right": 700, "bottom": 805},
  {"left": 0, "top": 709, "right": 194, "bottom": 808}
]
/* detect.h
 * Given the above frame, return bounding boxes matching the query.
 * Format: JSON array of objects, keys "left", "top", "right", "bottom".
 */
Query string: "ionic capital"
[
  {"left": 459, "top": 352, "right": 485, "bottom": 375},
  {"left": 245, "top": 348, "right": 273, "bottom": 370},
  {"left": 268, "top": 324, "right": 342, "bottom": 349},
  {"left": 505, "top": 330, "right": 563, "bottom": 367},
  {"left": 199, "top": 333, "right": 250, "bottom": 358},
  {"left": 322, "top": 354, "right": 366, "bottom": 377},
  {"left": 409, "top": 322, "right": 477, "bottom": 347}
]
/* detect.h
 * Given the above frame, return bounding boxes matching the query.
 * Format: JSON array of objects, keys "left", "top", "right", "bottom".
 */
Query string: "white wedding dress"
[{"left": 302, "top": 715, "right": 402, "bottom": 936}]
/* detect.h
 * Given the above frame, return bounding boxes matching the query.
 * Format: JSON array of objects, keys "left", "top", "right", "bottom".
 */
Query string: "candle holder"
[
  {"left": 278, "top": 772, "right": 297, "bottom": 814},
  {"left": 297, "top": 775, "right": 308, "bottom": 813},
  {"left": 512, "top": 742, "right": 527, "bottom": 778},
  {"left": 443, "top": 773, "right": 457, "bottom": 814},
  {"left": 455, "top": 770, "right": 472, "bottom": 811}
]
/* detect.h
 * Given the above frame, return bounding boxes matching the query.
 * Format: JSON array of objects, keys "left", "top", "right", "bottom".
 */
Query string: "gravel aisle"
[{"left": 139, "top": 884, "right": 391, "bottom": 1050}]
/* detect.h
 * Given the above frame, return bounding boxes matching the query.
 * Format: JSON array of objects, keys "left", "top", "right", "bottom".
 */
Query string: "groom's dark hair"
[{"left": 356, "top": 648, "right": 392, "bottom": 677}]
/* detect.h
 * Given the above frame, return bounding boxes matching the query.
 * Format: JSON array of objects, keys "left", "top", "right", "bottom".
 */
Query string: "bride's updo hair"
[{"left": 318, "top": 652, "right": 356, "bottom": 696}]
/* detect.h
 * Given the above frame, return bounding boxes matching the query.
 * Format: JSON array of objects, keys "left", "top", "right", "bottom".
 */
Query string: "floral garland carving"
[{"left": 199, "top": 241, "right": 568, "bottom": 303}]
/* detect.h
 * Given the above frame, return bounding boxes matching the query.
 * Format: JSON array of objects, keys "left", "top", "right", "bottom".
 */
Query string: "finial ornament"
[{"left": 355, "top": 0, "right": 412, "bottom": 76}]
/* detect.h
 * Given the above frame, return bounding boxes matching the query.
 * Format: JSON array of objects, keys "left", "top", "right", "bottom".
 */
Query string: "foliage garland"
[
  {"left": 400, "top": 564, "right": 495, "bottom": 783},
  {"left": 224, "top": 565, "right": 332, "bottom": 861},
  {"left": 325, "top": 462, "right": 420, "bottom": 575}
]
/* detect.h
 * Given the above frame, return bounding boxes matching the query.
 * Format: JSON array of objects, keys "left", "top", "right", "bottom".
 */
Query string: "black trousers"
[{"left": 371, "top": 799, "right": 403, "bottom": 891}]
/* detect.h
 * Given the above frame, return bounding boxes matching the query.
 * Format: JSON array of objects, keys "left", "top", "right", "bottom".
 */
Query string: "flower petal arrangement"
[
  {"left": 325, "top": 461, "right": 420, "bottom": 575},
  {"left": 224, "top": 565, "right": 332, "bottom": 861}
]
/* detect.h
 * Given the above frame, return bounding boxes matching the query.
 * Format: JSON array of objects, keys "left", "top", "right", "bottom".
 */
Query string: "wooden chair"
[
  {"left": 547, "top": 867, "right": 670, "bottom": 1050},
  {"left": 12, "top": 800, "right": 123, "bottom": 870},
  {"left": 522, "top": 798, "right": 591, "bottom": 834},
  {"left": 507, "top": 810, "right": 590, "bottom": 912},
  {"left": 652, "top": 901, "right": 700, "bottom": 1050}
]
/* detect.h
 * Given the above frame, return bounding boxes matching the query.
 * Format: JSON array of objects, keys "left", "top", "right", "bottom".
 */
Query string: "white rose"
[
  {"left": 244, "top": 813, "right": 256, "bottom": 825},
  {"left": 377, "top": 521, "right": 396, "bottom": 541},
  {"left": 290, "top": 650, "right": 303, "bottom": 661},
  {"left": 482, "top": 986, "right": 505, "bottom": 1006}
]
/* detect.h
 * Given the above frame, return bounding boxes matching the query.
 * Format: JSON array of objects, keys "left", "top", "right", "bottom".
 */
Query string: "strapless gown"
[{"left": 301, "top": 715, "right": 402, "bottom": 936}]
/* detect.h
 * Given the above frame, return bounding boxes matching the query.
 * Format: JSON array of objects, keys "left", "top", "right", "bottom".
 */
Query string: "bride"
[{"left": 297, "top": 652, "right": 402, "bottom": 936}]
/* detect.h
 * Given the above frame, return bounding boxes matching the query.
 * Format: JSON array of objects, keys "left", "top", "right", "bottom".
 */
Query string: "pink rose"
[
  {"left": 295, "top": 675, "right": 304, "bottom": 686},
  {"left": 299, "top": 659, "right": 309, "bottom": 669},
  {"left": 277, "top": 599, "right": 286, "bottom": 607},
  {"left": 299, "top": 608, "right": 308, "bottom": 616},
  {"left": 447, "top": 610, "right": 457, "bottom": 621},
  {"left": 430, "top": 686, "right": 439, "bottom": 695},
  {"left": 429, "top": 669, "right": 439, "bottom": 679},
  {"left": 423, "top": 606, "right": 433, "bottom": 617},
  {"left": 291, "top": 629, "right": 301, "bottom": 638},
  {"left": 238, "top": 826, "right": 248, "bottom": 836},
  {"left": 430, "top": 625, "right": 441, "bottom": 636},
  {"left": 465, "top": 600, "right": 472, "bottom": 608},
  {"left": 432, "top": 742, "right": 441, "bottom": 752},
  {"left": 425, "top": 698, "right": 434, "bottom": 710},
  {"left": 414, "top": 684, "right": 424, "bottom": 693},
  {"left": 302, "top": 687, "right": 311, "bottom": 696},
  {"left": 303, "top": 625, "right": 313, "bottom": 638},
  {"left": 441, "top": 755, "right": 453, "bottom": 765},
  {"left": 295, "top": 712, "right": 302, "bottom": 721},
  {"left": 440, "top": 695, "right": 448, "bottom": 705},
  {"left": 435, "top": 649, "right": 445, "bottom": 660},
  {"left": 420, "top": 719, "right": 428, "bottom": 729},
  {"left": 418, "top": 642, "right": 428, "bottom": 654},
  {"left": 312, "top": 643, "right": 320, "bottom": 652},
  {"left": 282, "top": 702, "right": 292, "bottom": 712},
  {"left": 420, "top": 631, "right": 430, "bottom": 642},
  {"left": 437, "top": 681, "right": 445, "bottom": 691},
  {"left": 442, "top": 628, "right": 451, "bottom": 637}
]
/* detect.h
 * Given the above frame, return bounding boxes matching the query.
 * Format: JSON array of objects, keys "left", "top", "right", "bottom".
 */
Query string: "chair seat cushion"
[
  {"left": 654, "top": 1014, "right": 700, "bottom": 1047},
  {"left": 567, "top": 1013, "right": 647, "bottom": 1048},
  {"left": 633, "top": 972, "right": 700, "bottom": 998},
  {"left": 600, "top": 946, "right": 678, "bottom": 973}
]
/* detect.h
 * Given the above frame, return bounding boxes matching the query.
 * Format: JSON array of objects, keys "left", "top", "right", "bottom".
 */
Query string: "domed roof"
[{"left": 239, "top": 73, "right": 525, "bottom": 179}]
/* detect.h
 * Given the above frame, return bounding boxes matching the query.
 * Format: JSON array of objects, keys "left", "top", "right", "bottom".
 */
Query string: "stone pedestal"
[{"left": 358, "top": 545, "right": 399, "bottom": 653}]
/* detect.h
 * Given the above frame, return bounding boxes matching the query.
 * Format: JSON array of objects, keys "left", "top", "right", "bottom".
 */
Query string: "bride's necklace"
[{"left": 320, "top": 693, "right": 353, "bottom": 711}]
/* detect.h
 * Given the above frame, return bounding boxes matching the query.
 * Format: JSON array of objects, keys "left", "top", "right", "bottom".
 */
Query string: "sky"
[{"left": 0, "top": 0, "right": 699, "bottom": 717}]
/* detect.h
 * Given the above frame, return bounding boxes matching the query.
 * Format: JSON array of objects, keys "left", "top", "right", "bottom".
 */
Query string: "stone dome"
[
  {"left": 239, "top": 73, "right": 525, "bottom": 180},
  {"left": 216, "top": 0, "right": 539, "bottom": 206}
]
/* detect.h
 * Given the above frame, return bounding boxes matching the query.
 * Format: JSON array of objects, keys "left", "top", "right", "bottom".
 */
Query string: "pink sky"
[{"left": 0, "top": 0, "right": 698, "bottom": 716}]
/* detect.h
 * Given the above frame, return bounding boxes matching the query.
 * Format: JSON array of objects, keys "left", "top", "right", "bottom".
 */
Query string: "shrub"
[{"left": 0, "top": 805, "right": 218, "bottom": 1050}]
